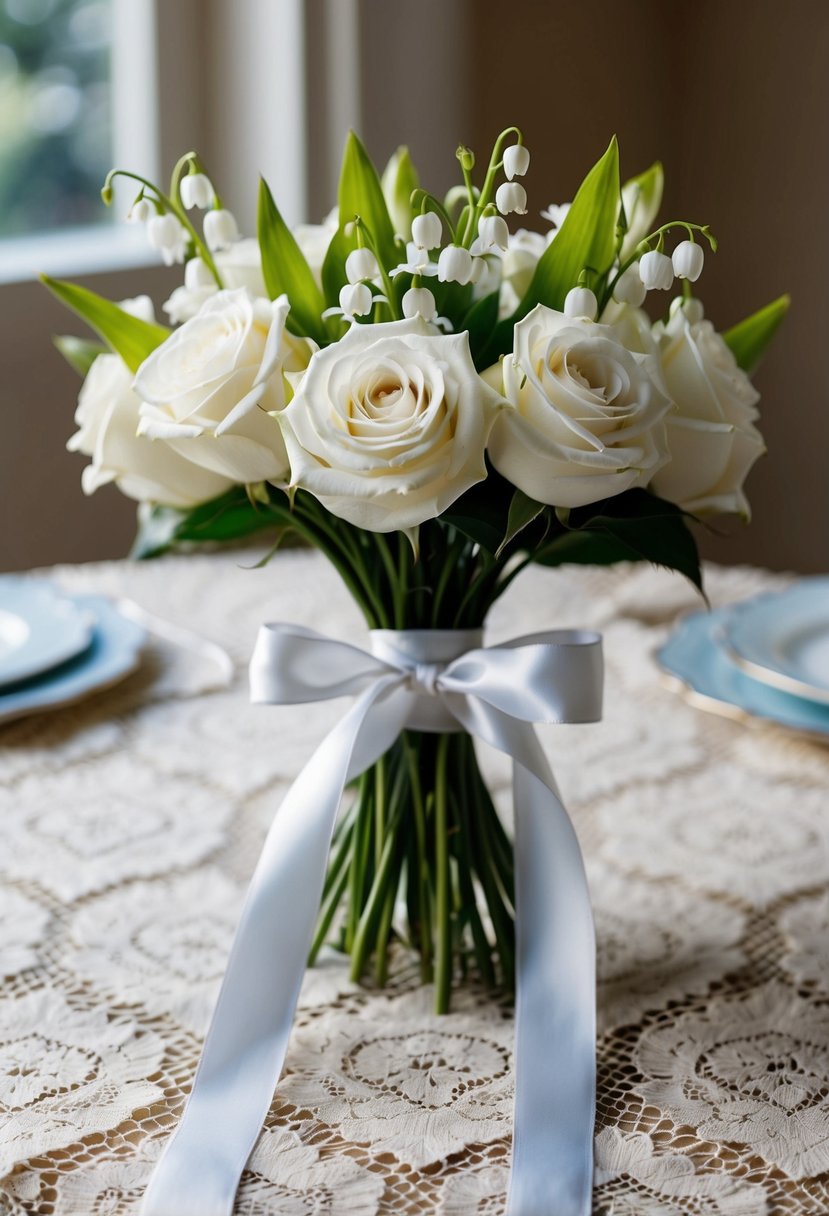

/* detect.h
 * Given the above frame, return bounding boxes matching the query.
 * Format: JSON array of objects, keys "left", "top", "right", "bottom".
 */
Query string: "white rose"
[
  {"left": 68, "top": 353, "right": 234, "bottom": 507},
  {"left": 279, "top": 317, "right": 504, "bottom": 532},
  {"left": 487, "top": 305, "right": 671, "bottom": 508},
  {"left": 136, "top": 289, "right": 310, "bottom": 484},
  {"left": 162, "top": 239, "right": 268, "bottom": 324},
  {"left": 650, "top": 305, "right": 764, "bottom": 517}
]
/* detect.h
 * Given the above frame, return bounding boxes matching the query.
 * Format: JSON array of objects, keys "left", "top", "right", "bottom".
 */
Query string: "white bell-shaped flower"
[
  {"left": 147, "top": 213, "right": 188, "bottom": 265},
  {"left": 669, "top": 295, "right": 705, "bottom": 324},
  {"left": 477, "top": 213, "right": 509, "bottom": 251},
  {"left": 402, "top": 286, "right": 438, "bottom": 321},
  {"left": 437, "top": 244, "right": 474, "bottom": 284},
  {"left": 204, "top": 208, "right": 240, "bottom": 251},
  {"left": 495, "top": 182, "right": 528, "bottom": 215},
  {"left": 503, "top": 144, "right": 530, "bottom": 180},
  {"left": 638, "top": 250, "right": 674, "bottom": 291},
  {"left": 345, "top": 247, "right": 380, "bottom": 283},
  {"left": 184, "top": 256, "right": 214, "bottom": 290},
  {"left": 339, "top": 282, "right": 373, "bottom": 317},
  {"left": 411, "top": 211, "right": 443, "bottom": 250},
  {"left": 612, "top": 264, "right": 647, "bottom": 307},
  {"left": 563, "top": 286, "right": 598, "bottom": 321},
  {"left": 127, "top": 197, "right": 152, "bottom": 223},
  {"left": 180, "top": 172, "right": 214, "bottom": 210},
  {"left": 672, "top": 240, "right": 704, "bottom": 282}
]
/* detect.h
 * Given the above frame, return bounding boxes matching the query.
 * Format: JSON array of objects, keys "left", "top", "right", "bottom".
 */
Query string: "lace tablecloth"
[{"left": 1, "top": 549, "right": 827, "bottom": 1216}]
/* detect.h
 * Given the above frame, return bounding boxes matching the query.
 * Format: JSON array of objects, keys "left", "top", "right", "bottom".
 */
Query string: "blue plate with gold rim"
[{"left": 656, "top": 607, "right": 829, "bottom": 740}]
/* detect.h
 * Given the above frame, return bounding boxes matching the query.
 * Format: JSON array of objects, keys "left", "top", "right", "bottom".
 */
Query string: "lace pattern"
[{"left": 1, "top": 550, "right": 827, "bottom": 1214}]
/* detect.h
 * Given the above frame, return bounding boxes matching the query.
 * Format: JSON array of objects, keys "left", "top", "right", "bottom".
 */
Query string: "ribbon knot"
[
  {"left": 142, "top": 624, "right": 603, "bottom": 1216},
  {"left": 411, "top": 661, "right": 444, "bottom": 695}
]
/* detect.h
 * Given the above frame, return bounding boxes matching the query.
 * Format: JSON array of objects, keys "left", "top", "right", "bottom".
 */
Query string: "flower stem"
[{"left": 434, "top": 734, "right": 452, "bottom": 1013}]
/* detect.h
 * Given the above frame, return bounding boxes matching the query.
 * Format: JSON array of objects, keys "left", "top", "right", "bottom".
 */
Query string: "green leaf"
[
  {"left": 496, "top": 491, "right": 547, "bottom": 558},
  {"left": 321, "top": 223, "right": 358, "bottom": 309},
  {"left": 723, "top": 294, "right": 790, "bottom": 375},
  {"left": 519, "top": 136, "right": 621, "bottom": 318},
  {"left": 338, "top": 130, "right": 399, "bottom": 273},
  {"left": 258, "top": 177, "right": 328, "bottom": 345},
  {"left": 130, "top": 487, "right": 292, "bottom": 560},
  {"left": 440, "top": 468, "right": 515, "bottom": 555},
  {"left": 535, "top": 489, "right": 703, "bottom": 593},
  {"left": 53, "top": 334, "right": 106, "bottom": 377},
  {"left": 41, "top": 276, "right": 169, "bottom": 373},
  {"left": 620, "top": 161, "right": 664, "bottom": 258},
  {"left": 381, "top": 146, "right": 419, "bottom": 241},
  {"left": 460, "top": 291, "right": 500, "bottom": 369}
]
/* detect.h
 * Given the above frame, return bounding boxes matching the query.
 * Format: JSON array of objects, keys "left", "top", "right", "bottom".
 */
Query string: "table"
[{"left": 1, "top": 549, "right": 827, "bottom": 1215}]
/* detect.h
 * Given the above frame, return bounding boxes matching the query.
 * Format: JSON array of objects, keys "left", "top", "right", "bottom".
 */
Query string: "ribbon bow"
[{"left": 142, "top": 625, "right": 603, "bottom": 1216}]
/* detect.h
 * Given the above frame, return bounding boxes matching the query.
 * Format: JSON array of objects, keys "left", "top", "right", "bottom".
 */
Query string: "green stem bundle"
[{"left": 312, "top": 729, "right": 515, "bottom": 1014}]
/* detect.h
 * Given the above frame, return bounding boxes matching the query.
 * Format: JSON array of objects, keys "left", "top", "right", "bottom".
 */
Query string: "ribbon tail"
[
  {"left": 448, "top": 698, "right": 596, "bottom": 1216},
  {"left": 141, "top": 676, "right": 411, "bottom": 1216}
]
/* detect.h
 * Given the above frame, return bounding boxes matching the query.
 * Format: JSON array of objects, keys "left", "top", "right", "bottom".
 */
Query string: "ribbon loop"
[{"left": 142, "top": 625, "right": 602, "bottom": 1216}]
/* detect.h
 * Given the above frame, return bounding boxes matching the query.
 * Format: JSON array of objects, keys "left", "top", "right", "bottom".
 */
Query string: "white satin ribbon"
[{"left": 141, "top": 624, "right": 603, "bottom": 1216}]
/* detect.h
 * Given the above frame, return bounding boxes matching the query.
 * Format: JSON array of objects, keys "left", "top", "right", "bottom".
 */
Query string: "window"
[
  {"left": 0, "top": 0, "right": 160, "bottom": 281},
  {"left": 0, "top": 0, "right": 113, "bottom": 238}
]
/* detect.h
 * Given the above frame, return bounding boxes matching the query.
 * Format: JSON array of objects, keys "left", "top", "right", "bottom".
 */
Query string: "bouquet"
[{"left": 45, "top": 127, "right": 788, "bottom": 1012}]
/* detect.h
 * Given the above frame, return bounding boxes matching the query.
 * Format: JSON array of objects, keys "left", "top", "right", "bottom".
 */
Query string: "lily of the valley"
[
  {"left": 402, "top": 286, "right": 438, "bottom": 322},
  {"left": 495, "top": 182, "right": 528, "bottom": 215},
  {"left": 180, "top": 172, "right": 214, "bottom": 210},
  {"left": 563, "top": 286, "right": 598, "bottom": 321},
  {"left": 339, "top": 282, "right": 373, "bottom": 317},
  {"left": 204, "top": 208, "right": 239, "bottom": 251},
  {"left": 639, "top": 250, "right": 674, "bottom": 291},
  {"left": 345, "top": 247, "right": 380, "bottom": 284},
  {"left": 613, "top": 264, "right": 647, "bottom": 308},
  {"left": 438, "top": 245, "right": 474, "bottom": 285},
  {"left": 503, "top": 143, "right": 530, "bottom": 180},
  {"left": 672, "top": 240, "right": 704, "bottom": 282},
  {"left": 147, "top": 213, "right": 188, "bottom": 265},
  {"left": 476, "top": 214, "right": 510, "bottom": 251},
  {"left": 127, "top": 197, "right": 152, "bottom": 223},
  {"left": 411, "top": 211, "right": 443, "bottom": 250}
]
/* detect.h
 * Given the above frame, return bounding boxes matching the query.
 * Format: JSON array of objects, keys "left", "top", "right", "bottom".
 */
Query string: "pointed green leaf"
[
  {"left": 519, "top": 136, "right": 621, "bottom": 318},
  {"left": 496, "top": 490, "right": 547, "bottom": 558},
  {"left": 54, "top": 334, "right": 107, "bottom": 377},
  {"left": 723, "top": 293, "right": 790, "bottom": 375},
  {"left": 41, "top": 276, "right": 169, "bottom": 373},
  {"left": 130, "top": 486, "right": 293, "bottom": 559},
  {"left": 258, "top": 178, "right": 328, "bottom": 345},
  {"left": 459, "top": 290, "right": 500, "bottom": 368},
  {"left": 535, "top": 489, "right": 703, "bottom": 593},
  {"left": 620, "top": 161, "right": 664, "bottom": 258},
  {"left": 381, "top": 146, "right": 419, "bottom": 241},
  {"left": 338, "top": 131, "right": 399, "bottom": 273},
  {"left": 440, "top": 468, "right": 515, "bottom": 554},
  {"left": 321, "top": 223, "right": 358, "bottom": 308}
]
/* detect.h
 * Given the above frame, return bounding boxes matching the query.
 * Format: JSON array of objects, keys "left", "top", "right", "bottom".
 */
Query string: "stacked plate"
[
  {"left": 0, "top": 577, "right": 146, "bottom": 725},
  {"left": 657, "top": 578, "right": 829, "bottom": 740}
]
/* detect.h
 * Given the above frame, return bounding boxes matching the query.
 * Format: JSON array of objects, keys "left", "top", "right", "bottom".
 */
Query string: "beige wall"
[{"left": 1, "top": 0, "right": 826, "bottom": 573}]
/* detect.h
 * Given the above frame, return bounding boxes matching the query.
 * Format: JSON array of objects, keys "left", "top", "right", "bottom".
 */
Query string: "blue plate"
[
  {"left": 0, "top": 594, "right": 145, "bottom": 725},
  {"left": 656, "top": 608, "right": 829, "bottom": 739},
  {"left": 723, "top": 579, "right": 829, "bottom": 706},
  {"left": 0, "top": 578, "right": 94, "bottom": 688}
]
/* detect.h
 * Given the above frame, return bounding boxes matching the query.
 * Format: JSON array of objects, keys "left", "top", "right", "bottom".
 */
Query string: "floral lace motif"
[{"left": 1, "top": 552, "right": 827, "bottom": 1214}]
